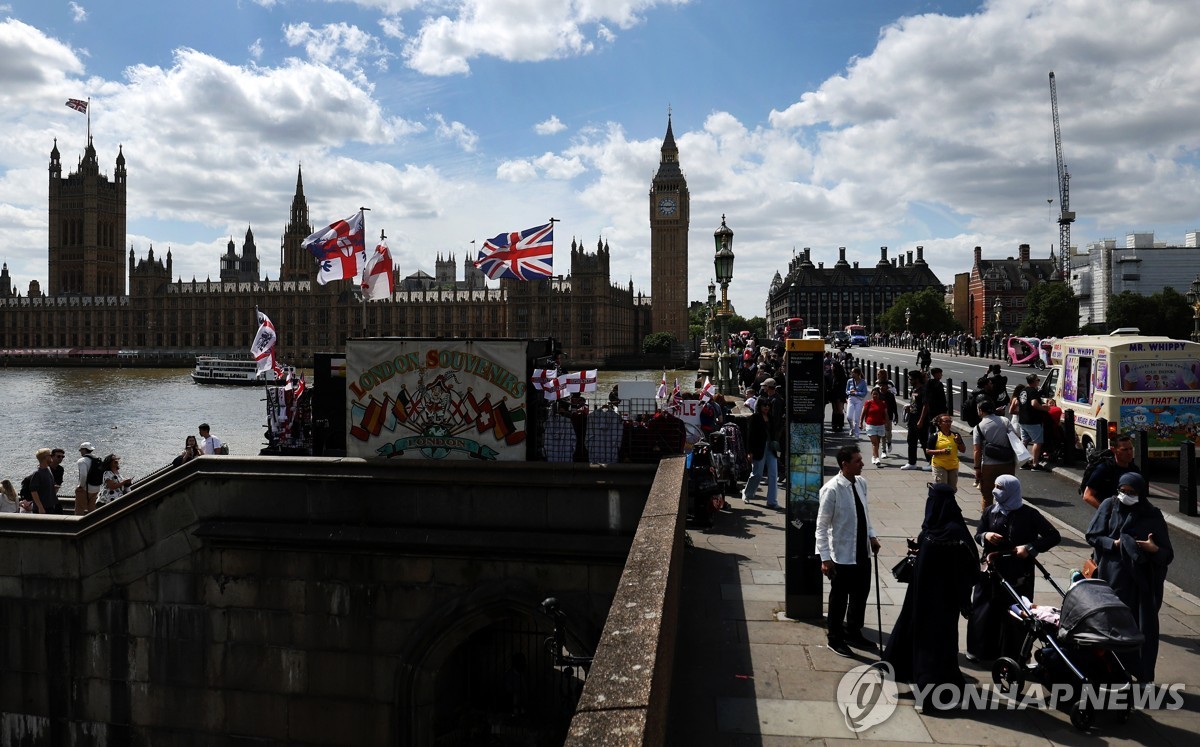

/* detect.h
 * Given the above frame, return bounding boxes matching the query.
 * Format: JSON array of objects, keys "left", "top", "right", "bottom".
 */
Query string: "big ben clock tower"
[{"left": 650, "top": 114, "right": 690, "bottom": 344}]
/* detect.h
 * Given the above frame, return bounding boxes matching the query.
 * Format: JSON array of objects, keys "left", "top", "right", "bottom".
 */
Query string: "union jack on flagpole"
[{"left": 475, "top": 222, "right": 554, "bottom": 280}]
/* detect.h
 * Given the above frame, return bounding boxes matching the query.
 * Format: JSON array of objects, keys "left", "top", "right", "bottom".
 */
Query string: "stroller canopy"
[{"left": 1057, "top": 579, "right": 1145, "bottom": 651}]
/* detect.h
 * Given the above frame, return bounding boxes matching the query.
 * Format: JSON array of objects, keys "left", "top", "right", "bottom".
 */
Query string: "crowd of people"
[
  {"left": 3, "top": 424, "right": 224, "bottom": 515},
  {"left": 810, "top": 372, "right": 1174, "bottom": 700}
]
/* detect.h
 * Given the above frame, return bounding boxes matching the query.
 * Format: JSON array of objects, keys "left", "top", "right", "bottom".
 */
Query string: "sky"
[{"left": 3, "top": 0, "right": 1200, "bottom": 320}]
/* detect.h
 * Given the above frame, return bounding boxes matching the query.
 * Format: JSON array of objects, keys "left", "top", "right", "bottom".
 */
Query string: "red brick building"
[{"left": 966, "top": 243, "right": 1062, "bottom": 337}]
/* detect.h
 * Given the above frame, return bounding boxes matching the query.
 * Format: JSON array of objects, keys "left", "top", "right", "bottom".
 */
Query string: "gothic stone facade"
[{"left": 0, "top": 140, "right": 656, "bottom": 367}]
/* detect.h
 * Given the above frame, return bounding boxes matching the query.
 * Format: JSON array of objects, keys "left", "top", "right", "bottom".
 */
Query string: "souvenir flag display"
[
  {"left": 474, "top": 222, "right": 553, "bottom": 280},
  {"left": 303, "top": 209, "right": 365, "bottom": 285},
  {"left": 531, "top": 369, "right": 596, "bottom": 400},
  {"left": 250, "top": 308, "right": 278, "bottom": 377},
  {"left": 670, "top": 378, "right": 682, "bottom": 410},
  {"left": 65, "top": 98, "right": 88, "bottom": 113},
  {"left": 699, "top": 376, "right": 714, "bottom": 402},
  {"left": 558, "top": 370, "right": 598, "bottom": 395},
  {"left": 656, "top": 370, "right": 667, "bottom": 399},
  {"left": 361, "top": 239, "right": 394, "bottom": 300}
]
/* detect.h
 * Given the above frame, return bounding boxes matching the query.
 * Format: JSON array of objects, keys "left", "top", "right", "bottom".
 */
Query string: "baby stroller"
[
  {"left": 686, "top": 440, "right": 725, "bottom": 528},
  {"left": 991, "top": 559, "right": 1143, "bottom": 730}
]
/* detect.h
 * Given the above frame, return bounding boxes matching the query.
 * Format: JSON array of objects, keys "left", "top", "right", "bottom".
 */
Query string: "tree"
[
  {"left": 642, "top": 332, "right": 677, "bottom": 355},
  {"left": 1106, "top": 287, "right": 1193, "bottom": 339},
  {"left": 876, "top": 288, "right": 959, "bottom": 334},
  {"left": 1016, "top": 282, "right": 1078, "bottom": 338}
]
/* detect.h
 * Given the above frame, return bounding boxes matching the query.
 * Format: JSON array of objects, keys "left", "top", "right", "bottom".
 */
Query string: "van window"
[
  {"left": 1061, "top": 355, "right": 1093, "bottom": 405},
  {"left": 1119, "top": 360, "right": 1200, "bottom": 392}
]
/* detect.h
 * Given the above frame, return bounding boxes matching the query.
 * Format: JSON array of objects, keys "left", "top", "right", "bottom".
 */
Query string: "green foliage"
[
  {"left": 1105, "top": 287, "right": 1194, "bottom": 340},
  {"left": 877, "top": 288, "right": 960, "bottom": 334},
  {"left": 1016, "top": 282, "right": 1079, "bottom": 338},
  {"left": 642, "top": 331, "right": 677, "bottom": 354}
]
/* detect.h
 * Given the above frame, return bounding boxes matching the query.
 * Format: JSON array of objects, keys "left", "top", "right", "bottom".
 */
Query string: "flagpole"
[
  {"left": 87, "top": 97, "right": 91, "bottom": 142},
  {"left": 547, "top": 217, "right": 559, "bottom": 348},
  {"left": 357, "top": 207, "right": 371, "bottom": 337}
]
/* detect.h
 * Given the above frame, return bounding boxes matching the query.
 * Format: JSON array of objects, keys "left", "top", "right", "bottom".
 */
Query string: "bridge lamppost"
[
  {"left": 1187, "top": 275, "right": 1200, "bottom": 343},
  {"left": 702, "top": 280, "right": 716, "bottom": 354},
  {"left": 713, "top": 215, "right": 735, "bottom": 394}
]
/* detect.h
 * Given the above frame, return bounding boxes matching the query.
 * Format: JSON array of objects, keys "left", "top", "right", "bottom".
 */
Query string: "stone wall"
[{"left": 0, "top": 456, "right": 665, "bottom": 745}]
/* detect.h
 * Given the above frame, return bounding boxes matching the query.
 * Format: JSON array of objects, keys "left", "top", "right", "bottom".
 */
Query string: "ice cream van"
[{"left": 1048, "top": 329, "right": 1200, "bottom": 458}]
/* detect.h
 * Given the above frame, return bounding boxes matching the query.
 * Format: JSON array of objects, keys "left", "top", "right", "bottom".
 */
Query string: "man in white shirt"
[
  {"left": 198, "top": 423, "right": 224, "bottom": 455},
  {"left": 815, "top": 444, "right": 881, "bottom": 657},
  {"left": 75, "top": 441, "right": 100, "bottom": 515}
]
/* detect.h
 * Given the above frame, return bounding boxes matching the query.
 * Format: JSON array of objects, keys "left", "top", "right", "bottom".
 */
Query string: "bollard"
[
  {"left": 947, "top": 378, "right": 955, "bottom": 417},
  {"left": 1136, "top": 429, "right": 1150, "bottom": 467},
  {"left": 1096, "top": 418, "right": 1109, "bottom": 452},
  {"left": 1063, "top": 409, "right": 1077, "bottom": 465},
  {"left": 1181, "top": 441, "right": 1198, "bottom": 516},
  {"left": 902, "top": 368, "right": 910, "bottom": 398},
  {"left": 960, "top": 380, "right": 969, "bottom": 419}
]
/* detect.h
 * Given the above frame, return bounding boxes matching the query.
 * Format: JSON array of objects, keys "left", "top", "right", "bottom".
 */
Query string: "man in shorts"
[{"left": 1017, "top": 374, "right": 1051, "bottom": 470}]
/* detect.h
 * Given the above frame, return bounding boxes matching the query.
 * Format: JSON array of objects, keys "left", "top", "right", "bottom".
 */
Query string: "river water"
[{"left": 0, "top": 366, "right": 691, "bottom": 488}]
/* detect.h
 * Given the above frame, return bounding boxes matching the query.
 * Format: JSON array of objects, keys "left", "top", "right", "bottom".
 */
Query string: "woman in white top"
[
  {"left": 97, "top": 454, "right": 133, "bottom": 506},
  {"left": 0, "top": 479, "right": 19, "bottom": 513}
]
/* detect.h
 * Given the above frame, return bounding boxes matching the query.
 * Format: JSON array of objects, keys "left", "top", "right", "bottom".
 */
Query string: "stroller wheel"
[
  {"left": 991, "top": 657, "right": 1025, "bottom": 691},
  {"left": 1070, "top": 701, "right": 1095, "bottom": 731}
]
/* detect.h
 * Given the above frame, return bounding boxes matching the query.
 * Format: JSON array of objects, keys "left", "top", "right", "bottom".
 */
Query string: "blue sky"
[{"left": 3, "top": 0, "right": 1200, "bottom": 318}]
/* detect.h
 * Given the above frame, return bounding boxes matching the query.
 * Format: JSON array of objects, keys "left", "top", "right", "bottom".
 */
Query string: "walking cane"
[{"left": 873, "top": 548, "right": 884, "bottom": 656}]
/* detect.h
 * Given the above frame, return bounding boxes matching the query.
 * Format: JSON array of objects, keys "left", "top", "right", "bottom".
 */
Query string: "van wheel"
[{"left": 1082, "top": 438, "right": 1095, "bottom": 462}]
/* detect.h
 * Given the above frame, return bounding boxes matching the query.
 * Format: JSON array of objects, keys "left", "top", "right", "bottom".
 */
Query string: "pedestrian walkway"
[{"left": 667, "top": 427, "right": 1200, "bottom": 745}]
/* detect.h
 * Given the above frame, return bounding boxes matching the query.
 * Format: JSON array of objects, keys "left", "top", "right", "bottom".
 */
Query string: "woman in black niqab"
[{"left": 883, "top": 483, "right": 979, "bottom": 700}]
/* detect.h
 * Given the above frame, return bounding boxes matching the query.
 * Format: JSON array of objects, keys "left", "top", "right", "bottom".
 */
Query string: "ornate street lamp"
[
  {"left": 904, "top": 306, "right": 911, "bottom": 332},
  {"left": 1187, "top": 275, "right": 1200, "bottom": 343},
  {"left": 993, "top": 298, "right": 1003, "bottom": 332},
  {"left": 713, "top": 216, "right": 735, "bottom": 393}
]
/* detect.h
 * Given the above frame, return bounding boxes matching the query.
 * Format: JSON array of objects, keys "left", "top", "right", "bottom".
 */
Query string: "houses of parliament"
[{"left": 0, "top": 117, "right": 697, "bottom": 367}]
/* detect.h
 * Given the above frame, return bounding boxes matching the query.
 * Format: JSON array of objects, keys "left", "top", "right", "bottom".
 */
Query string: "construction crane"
[{"left": 1049, "top": 71, "right": 1074, "bottom": 277}]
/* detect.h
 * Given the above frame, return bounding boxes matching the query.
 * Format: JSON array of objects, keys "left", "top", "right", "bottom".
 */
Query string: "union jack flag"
[
  {"left": 65, "top": 98, "right": 88, "bottom": 113},
  {"left": 475, "top": 222, "right": 553, "bottom": 280}
]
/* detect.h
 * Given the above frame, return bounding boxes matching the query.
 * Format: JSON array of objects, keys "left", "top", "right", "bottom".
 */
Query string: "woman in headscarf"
[
  {"left": 1085, "top": 472, "right": 1173, "bottom": 682},
  {"left": 965, "top": 474, "right": 1061, "bottom": 662},
  {"left": 883, "top": 483, "right": 979, "bottom": 703}
]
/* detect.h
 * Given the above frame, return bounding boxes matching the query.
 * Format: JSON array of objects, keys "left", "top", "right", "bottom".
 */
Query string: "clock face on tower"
[{"left": 657, "top": 197, "right": 677, "bottom": 216}]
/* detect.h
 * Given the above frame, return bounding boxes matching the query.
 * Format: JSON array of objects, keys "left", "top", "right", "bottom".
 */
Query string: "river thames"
[{"left": 0, "top": 366, "right": 688, "bottom": 489}]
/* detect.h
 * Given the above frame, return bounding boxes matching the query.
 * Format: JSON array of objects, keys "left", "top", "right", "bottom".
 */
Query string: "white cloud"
[
  {"left": 402, "top": 0, "right": 688, "bottom": 75},
  {"left": 431, "top": 113, "right": 478, "bottom": 152},
  {"left": 534, "top": 115, "right": 566, "bottom": 135},
  {"left": 248, "top": 38, "right": 264, "bottom": 60},
  {"left": 282, "top": 21, "right": 395, "bottom": 84},
  {"left": 497, "top": 159, "right": 538, "bottom": 182},
  {"left": 69, "top": 2, "right": 87, "bottom": 23}
]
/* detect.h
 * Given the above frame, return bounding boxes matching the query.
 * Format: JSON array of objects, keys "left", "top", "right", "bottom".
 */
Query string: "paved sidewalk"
[{"left": 667, "top": 427, "right": 1200, "bottom": 745}]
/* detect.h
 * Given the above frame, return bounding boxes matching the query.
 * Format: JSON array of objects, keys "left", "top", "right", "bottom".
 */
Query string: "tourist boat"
[{"left": 191, "top": 356, "right": 283, "bottom": 385}]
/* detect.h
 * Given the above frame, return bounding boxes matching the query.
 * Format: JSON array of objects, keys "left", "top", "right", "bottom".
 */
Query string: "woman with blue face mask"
[
  {"left": 965, "top": 474, "right": 1061, "bottom": 663},
  {"left": 1085, "top": 473, "right": 1174, "bottom": 683}
]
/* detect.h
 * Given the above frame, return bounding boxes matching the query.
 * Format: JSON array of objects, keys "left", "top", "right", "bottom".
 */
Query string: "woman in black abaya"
[
  {"left": 883, "top": 483, "right": 979, "bottom": 698},
  {"left": 1085, "top": 472, "right": 1173, "bottom": 682}
]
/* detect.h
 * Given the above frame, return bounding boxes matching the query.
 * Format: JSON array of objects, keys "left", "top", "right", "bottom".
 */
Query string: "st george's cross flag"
[
  {"left": 250, "top": 308, "right": 279, "bottom": 378},
  {"left": 361, "top": 239, "right": 395, "bottom": 301},
  {"left": 303, "top": 210, "right": 365, "bottom": 285},
  {"left": 65, "top": 98, "right": 88, "bottom": 113},
  {"left": 699, "top": 376, "right": 715, "bottom": 402},
  {"left": 656, "top": 370, "right": 668, "bottom": 399},
  {"left": 475, "top": 222, "right": 553, "bottom": 280}
]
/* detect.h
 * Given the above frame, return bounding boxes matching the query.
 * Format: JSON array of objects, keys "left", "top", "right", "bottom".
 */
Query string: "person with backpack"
[
  {"left": 76, "top": 441, "right": 103, "bottom": 515},
  {"left": 970, "top": 398, "right": 1018, "bottom": 512},
  {"left": 1081, "top": 434, "right": 1145, "bottom": 509}
]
